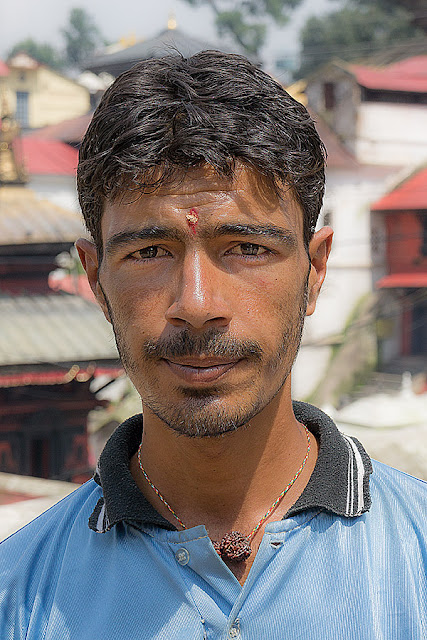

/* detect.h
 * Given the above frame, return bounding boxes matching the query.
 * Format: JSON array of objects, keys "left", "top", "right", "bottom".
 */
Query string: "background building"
[
  {"left": 0, "top": 186, "right": 121, "bottom": 482},
  {"left": 292, "top": 55, "right": 427, "bottom": 404},
  {"left": 4, "top": 52, "right": 90, "bottom": 130}
]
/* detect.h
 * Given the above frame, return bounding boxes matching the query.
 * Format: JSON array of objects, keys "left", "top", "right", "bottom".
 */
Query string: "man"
[{"left": 1, "top": 51, "right": 426, "bottom": 639}]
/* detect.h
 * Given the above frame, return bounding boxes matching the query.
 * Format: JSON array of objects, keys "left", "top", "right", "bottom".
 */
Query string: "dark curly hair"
[{"left": 77, "top": 50, "right": 326, "bottom": 252}]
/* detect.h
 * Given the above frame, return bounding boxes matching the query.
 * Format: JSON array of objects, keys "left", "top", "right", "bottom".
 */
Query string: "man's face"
[{"left": 80, "top": 166, "right": 326, "bottom": 437}]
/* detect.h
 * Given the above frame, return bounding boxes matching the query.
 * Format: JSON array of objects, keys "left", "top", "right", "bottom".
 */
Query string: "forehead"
[{"left": 101, "top": 165, "right": 304, "bottom": 239}]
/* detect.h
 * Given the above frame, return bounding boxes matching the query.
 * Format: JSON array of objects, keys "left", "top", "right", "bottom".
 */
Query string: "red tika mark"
[{"left": 186, "top": 208, "right": 199, "bottom": 234}]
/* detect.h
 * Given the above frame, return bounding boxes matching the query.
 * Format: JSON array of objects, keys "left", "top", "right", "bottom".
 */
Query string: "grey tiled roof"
[
  {"left": 87, "top": 28, "right": 256, "bottom": 76},
  {"left": 0, "top": 293, "right": 118, "bottom": 366},
  {"left": 0, "top": 187, "right": 84, "bottom": 245}
]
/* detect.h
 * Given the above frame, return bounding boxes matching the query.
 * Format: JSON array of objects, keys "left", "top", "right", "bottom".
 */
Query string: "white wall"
[
  {"left": 356, "top": 103, "right": 427, "bottom": 166},
  {"left": 292, "top": 343, "right": 332, "bottom": 400},
  {"left": 292, "top": 164, "right": 400, "bottom": 400}
]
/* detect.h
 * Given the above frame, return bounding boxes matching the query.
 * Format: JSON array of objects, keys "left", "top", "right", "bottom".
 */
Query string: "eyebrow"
[
  {"left": 105, "top": 227, "right": 183, "bottom": 256},
  {"left": 212, "top": 223, "right": 298, "bottom": 248},
  {"left": 104, "top": 222, "right": 297, "bottom": 256}
]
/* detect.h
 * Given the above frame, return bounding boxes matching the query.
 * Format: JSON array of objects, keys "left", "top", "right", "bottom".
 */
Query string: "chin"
[{"left": 144, "top": 391, "right": 264, "bottom": 439}]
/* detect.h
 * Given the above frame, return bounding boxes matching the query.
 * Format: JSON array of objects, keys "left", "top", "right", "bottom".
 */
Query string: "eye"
[
  {"left": 129, "top": 246, "right": 171, "bottom": 260},
  {"left": 229, "top": 242, "right": 269, "bottom": 256}
]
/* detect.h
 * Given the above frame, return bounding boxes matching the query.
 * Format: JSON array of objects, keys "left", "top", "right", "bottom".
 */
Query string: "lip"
[{"left": 163, "top": 358, "right": 240, "bottom": 384}]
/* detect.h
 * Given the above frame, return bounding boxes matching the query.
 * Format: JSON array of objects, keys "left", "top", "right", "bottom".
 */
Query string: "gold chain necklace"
[{"left": 137, "top": 425, "right": 310, "bottom": 563}]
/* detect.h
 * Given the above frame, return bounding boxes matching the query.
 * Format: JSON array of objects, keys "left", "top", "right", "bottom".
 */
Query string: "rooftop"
[
  {"left": 27, "top": 113, "right": 92, "bottom": 146},
  {"left": 0, "top": 187, "right": 84, "bottom": 245},
  {"left": 371, "top": 165, "right": 427, "bottom": 210},
  {"left": 14, "top": 137, "right": 79, "bottom": 176},
  {"left": 86, "top": 27, "right": 255, "bottom": 76},
  {"left": 15, "top": 138, "right": 79, "bottom": 175},
  {"left": 349, "top": 55, "right": 427, "bottom": 93},
  {"left": 0, "top": 59, "right": 9, "bottom": 76},
  {"left": 0, "top": 292, "right": 118, "bottom": 367}
]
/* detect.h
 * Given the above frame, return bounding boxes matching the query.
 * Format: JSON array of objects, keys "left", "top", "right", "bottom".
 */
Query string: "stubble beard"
[{"left": 100, "top": 282, "right": 308, "bottom": 438}]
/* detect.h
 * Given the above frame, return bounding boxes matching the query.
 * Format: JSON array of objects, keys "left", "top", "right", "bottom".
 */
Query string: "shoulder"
[
  {"left": 0, "top": 480, "right": 102, "bottom": 637},
  {"left": 1, "top": 478, "right": 101, "bottom": 552},
  {"left": 369, "top": 459, "right": 427, "bottom": 531},
  {"left": 0, "top": 480, "right": 100, "bottom": 604},
  {"left": 370, "top": 458, "right": 427, "bottom": 499}
]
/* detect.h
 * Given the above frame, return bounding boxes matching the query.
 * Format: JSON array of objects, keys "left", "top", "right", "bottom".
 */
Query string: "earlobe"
[
  {"left": 75, "top": 238, "right": 111, "bottom": 323},
  {"left": 305, "top": 226, "right": 333, "bottom": 316}
]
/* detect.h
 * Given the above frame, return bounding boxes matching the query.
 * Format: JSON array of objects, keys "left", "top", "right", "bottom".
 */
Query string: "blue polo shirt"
[{"left": 1, "top": 402, "right": 426, "bottom": 639}]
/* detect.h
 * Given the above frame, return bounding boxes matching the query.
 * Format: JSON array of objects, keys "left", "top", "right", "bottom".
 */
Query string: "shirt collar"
[{"left": 89, "top": 401, "right": 372, "bottom": 534}]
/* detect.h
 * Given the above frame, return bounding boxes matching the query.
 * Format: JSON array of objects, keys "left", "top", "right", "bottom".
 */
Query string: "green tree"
[
  {"left": 8, "top": 38, "right": 64, "bottom": 71},
  {"left": 354, "top": 0, "right": 427, "bottom": 33},
  {"left": 183, "top": 0, "right": 302, "bottom": 56},
  {"left": 296, "top": 2, "right": 424, "bottom": 79},
  {"left": 62, "top": 7, "right": 104, "bottom": 69}
]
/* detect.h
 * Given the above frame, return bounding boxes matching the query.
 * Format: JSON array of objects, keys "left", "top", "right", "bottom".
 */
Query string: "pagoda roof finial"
[{"left": 168, "top": 10, "right": 177, "bottom": 30}]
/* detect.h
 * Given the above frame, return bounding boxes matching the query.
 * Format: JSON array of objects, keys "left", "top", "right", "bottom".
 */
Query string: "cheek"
[
  {"left": 234, "top": 276, "right": 301, "bottom": 336},
  {"left": 103, "top": 273, "right": 170, "bottom": 335}
]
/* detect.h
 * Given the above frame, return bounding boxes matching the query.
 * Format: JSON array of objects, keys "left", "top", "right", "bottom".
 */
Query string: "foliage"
[
  {"left": 8, "top": 38, "right": 64, "bottom": 71},
  {"left": 183, "top": 0, "right": 302, "bottom": 56},
  {"left": 296, "top": 2, "right": 424, "bottom": 79},
  {"left": 353, "top": 0, "right": 427, "bottom": 29},
  {"left": 7, "top": 7, "right": 105, "bottom": 72},
  {"left": 62, "top": 8, "right": 105, "bottom": 69}
]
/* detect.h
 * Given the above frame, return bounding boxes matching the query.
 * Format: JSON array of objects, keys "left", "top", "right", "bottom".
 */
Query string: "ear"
[
  {"left": 75, "top": 238, "right": 111, "bottom": 323},
  {"left": 306, "top": 226, "right": 333, "bottom": 317}
]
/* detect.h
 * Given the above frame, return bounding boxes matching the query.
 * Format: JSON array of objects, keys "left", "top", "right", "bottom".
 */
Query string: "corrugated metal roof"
[
  {"left": 0, "top": 293, "right": 118, "bottom": 366},
  {"left": 0, "top": 187, "right": 84, "bottom": 244},
  {"left": 15, "top": 138, "right": 78, "bottom": 175},
  {"left": 371, "top": 166, "right": 427, "bottom": 210},
  {"left": 350, "top": 55, "right": 427, "bottom": 92}
]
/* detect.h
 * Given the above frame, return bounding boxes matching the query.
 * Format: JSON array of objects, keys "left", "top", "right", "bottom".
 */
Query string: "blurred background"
[{"left": 0, "top": 0, "right": 426, "bottom": 540}]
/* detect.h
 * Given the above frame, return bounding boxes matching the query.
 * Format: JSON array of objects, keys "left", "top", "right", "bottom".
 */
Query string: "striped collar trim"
[
  {"left": 89, "top": 402, "right": 372, "bottom": 533},
  {"left": 287, "top": 402, "right": 372, "bottom": 518}
]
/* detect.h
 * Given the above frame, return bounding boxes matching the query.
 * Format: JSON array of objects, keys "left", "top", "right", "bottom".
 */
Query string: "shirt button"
[
  {"left": 175, "top": 548, "right": 190, "bottom": 566},
  {"left": 228, "top": 627, "right": 240, "bottom": 639}
]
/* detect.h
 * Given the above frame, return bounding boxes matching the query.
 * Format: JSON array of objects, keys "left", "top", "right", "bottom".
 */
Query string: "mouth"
[{"left": 163, "top": 357, "right": 241, "bottom": 384}]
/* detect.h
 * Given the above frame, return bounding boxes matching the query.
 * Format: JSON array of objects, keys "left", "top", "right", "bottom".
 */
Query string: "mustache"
[{"left": 142, "top": 328, "right": 263, "bottom": 362}]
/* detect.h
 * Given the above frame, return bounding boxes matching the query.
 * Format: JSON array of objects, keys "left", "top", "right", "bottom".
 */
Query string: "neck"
[{"left": 130, "top": 380, "right": 318, "bottom": 539}]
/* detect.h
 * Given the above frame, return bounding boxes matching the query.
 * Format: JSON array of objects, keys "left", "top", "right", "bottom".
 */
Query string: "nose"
[{"left": 165, "top": 250, "right": 232, "bottom": 330}]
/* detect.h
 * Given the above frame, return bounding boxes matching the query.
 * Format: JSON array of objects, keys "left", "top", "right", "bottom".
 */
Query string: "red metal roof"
[
  {"left": 48, "top": 273, "right": 96, "bottom": 302},
  {"left": 376, "top": 273, "right": 427, "bottom": 288},
  {"left": 371, "top": 167, "right": 427, "bottom": 211},
  {"left": 14, "top": 138, "right": 78, "bottom": 175},
  {"left": 0, "top": 490, "right": 39, "bottom": 505},
  {"left": 0, "top": 366, "right": 124, "bottom": 388},
  {"left": 350, "top": 56, "right": 427, "bottom": 93},
  {"left": 27, "top": 113, "right": 92, "bottom": 145},
  {"left": 0, "top": 60, "right": 9, "bottom": 76}
]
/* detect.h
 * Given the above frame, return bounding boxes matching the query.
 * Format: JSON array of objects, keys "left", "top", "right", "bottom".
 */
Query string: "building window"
[
  {"left": 15, "top": 91, "right": 29, "bottom": 127},
  {"left": 324, "top": 82, "right": 335, "bottom": 110}
]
